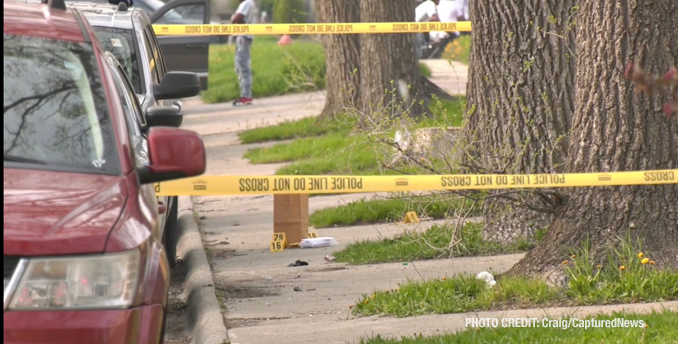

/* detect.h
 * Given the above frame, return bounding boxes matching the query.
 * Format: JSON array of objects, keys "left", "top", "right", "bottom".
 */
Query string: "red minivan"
[{"left": 3, "top": 0, "right": 205, "bottom": 343}]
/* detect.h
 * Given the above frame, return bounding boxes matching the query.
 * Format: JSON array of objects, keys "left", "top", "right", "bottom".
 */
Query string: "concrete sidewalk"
[{"left": 420, "top": 59, "right": 468, "bottom": 96}]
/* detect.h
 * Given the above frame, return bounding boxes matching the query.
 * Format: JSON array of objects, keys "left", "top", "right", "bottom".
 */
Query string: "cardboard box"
[{"left": 273, "top": 194, "right": 309, "bottom": 247}]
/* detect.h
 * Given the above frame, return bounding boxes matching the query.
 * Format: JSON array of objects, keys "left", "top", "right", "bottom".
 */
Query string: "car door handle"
[{"left": 185, "top": 43, "right": 207, "bottom": 49}]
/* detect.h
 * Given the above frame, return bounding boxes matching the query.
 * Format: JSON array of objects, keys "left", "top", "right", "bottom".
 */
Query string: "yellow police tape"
[
  {"left": 154, "top": 170, "right": 677, "bottom": 197},
  {"left": 152, "top": 21, "right": 472, "bottom": 36}
]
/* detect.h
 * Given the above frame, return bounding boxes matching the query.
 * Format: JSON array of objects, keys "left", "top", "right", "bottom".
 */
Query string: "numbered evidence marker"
[
  {"left": 270, "top": 233, "right": 287, "bottom": 252},
  {"left": 403, "top": 211, "right": 421, "bottom": 224},
  {"left": 308, "top": 232, "right": 318, "bottom": 239}
]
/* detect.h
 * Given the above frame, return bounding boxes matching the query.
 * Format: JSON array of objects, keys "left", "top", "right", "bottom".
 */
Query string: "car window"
[
  {"left": 118, "top": 64, "right": 147, "bottom": 127},
  {"left": 140, "top": 30, "right": 160, "bottom": 84},
  {"left": 143, "top": 0, "right": 185, "bottom": 24},
  {"left": 157, "top": 4, "right": 205, "bottom": 24},
  {"left": 135, "top": 1, "right": 156, "bottom": 17},
  {"left": 144, "top": 27, "right": 166, "bottom": 78},
  {"left": 108, "top": 58, "right": 148, "bottom": 167},
  {"left": 112, "top": 60, "right": 146, "bottom": 128},
  {"left": 147, "top": 25, "right": 168, "bottom": 75},
  {"left": 3, "top": 34, "right": 120, "bottom": 175},
  {"left": 92, "top": 27, "right": 144, "bottom": 94}
]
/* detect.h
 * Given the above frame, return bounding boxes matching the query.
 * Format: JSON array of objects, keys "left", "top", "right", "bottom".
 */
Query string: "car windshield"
[
  {"left": 92, "top": 27, "right": 144, "bottom": 94},
  {"left": 3, "top": 34, "right": 120, "bottom": 175}
]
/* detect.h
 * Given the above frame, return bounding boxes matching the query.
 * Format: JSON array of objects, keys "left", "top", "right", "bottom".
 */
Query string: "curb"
[{"left": 176, "top": 196, "right": 229, "bottom": 344}]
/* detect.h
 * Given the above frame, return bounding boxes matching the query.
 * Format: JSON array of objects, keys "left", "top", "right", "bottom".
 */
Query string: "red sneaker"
[{"left": 233, "top": 97, "right": 253, "bottom": 106}]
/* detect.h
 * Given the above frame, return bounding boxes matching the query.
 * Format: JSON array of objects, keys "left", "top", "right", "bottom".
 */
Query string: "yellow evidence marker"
[
  {"left": 271, "top": 233, "right": 287, "bottom": 252},
  {"left": 403, "top": 211, "right": 421, "bottom": 224}
]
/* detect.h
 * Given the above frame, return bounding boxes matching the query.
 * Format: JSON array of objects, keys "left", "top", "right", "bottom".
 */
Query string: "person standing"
[
  {"left": 437, "top": 0, "right": 468, "bottom": 39},
  {"left": 232, "top": 0, "right": 257, "bottom": 106},
  {"left": 415, "top": 0, "right": 440, "bottom": 59}
]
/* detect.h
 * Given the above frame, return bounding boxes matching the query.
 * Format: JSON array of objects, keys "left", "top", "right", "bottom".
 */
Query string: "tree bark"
[
  {"left": 314, "top": 0, "right": 361, "bottom": 120},
  {"left": 510, "top": 0, "right": 678, "bottom": 277},
  {"left": 359, "top": 0, "right": 428, "bottom": 119},
  {"left": 463, "top": 1, "right": 576, "bottom": 243}
]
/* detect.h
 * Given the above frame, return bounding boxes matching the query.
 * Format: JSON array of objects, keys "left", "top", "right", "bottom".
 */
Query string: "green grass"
[
  {"left": 442, "top": 35, "right": 472, "bottom": 65},
  {"left": 424, "top": 97, "right": 466, "bottom": 127},
  {"left": 243, "top": 130, "right": 384, "bottom": 175},
  {"left": 309, "top": 196, "right": 479, "bottom": 229},
  {"left": 238, "top": 116, "right": 351, "bottom": 144},
  {"left": 203, "top": 39, "right": 438, "bottom": 104},
  {"left": 201, "top": 40, "right": 326, "bottom": 103},
  {"left": 242, "top": 98, "right": 466, "bottom": 175},
  {"left": 357, "top": 310, "right": 678, "bottom": 344},
  {"left": 334, "top": 222, "right": 532, "bottom": 265},
  {"left": 419, "top": 63, "right": 432, "bottom": 77},
  {"left": 351, "top": 237, "right": 678, "bottom": 318}
]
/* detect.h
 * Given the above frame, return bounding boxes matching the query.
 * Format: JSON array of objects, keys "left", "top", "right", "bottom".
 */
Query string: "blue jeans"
[{"left": 235, "top": 36, "right": 253, "bottom": 99}]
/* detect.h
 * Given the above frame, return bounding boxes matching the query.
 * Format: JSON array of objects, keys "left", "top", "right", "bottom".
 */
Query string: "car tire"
[{"left": 163, "top": 196, "right": 179, "bottom": 269}]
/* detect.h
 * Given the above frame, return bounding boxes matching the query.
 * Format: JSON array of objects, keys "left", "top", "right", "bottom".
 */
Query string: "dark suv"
[{"left": 70, "top": 0, "right": 215, "bottom": 85}]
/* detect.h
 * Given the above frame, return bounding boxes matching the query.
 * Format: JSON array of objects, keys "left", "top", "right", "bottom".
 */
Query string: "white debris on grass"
[{"left": 476, "top": 271, "right": 496, "bottom": 288}]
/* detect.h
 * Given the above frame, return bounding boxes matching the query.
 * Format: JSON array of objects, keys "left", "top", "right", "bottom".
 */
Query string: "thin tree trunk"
[
  {"left": 359, "top": 0, "right": 428, "bottom": 119},
  {"left": 463, "top": 1, "right": 576, "bottom": 243},
  {"left": 314, "top": 0, "right": 361, "bottom": 120},
  {"left": 510, "top": 0, "right": 678, "bottom": 278}
]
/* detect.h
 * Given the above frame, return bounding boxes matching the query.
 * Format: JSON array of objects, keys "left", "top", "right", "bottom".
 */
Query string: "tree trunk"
[
  {"left": 359, "top": 0, "right": 428, "bottom": 119},
  {"left": 314, "top": 0, "right": 361, "bottom": 120},
  {"left": 463, "top": 1, "right": 576, "bottom": 243},
  {"left": 510, "top": 0, "right": 678, "bottom": 278}
]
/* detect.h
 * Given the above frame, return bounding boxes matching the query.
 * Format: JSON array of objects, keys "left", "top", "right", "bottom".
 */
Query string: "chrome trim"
[{"left": 3, "top": 259, "right": 28, "bottom": 312}]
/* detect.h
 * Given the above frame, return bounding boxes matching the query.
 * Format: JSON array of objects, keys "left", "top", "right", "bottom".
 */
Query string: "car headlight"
[{"left": 9, "top": 249, "right": 140, "bottom": 310}]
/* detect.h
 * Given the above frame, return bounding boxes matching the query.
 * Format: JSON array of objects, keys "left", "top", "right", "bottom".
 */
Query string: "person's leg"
[
  {"left": 234, "top": 37, "right": 243, "bottom": 101},
  {"left": 234, "top": 37, "right": 253, "bottom": 105},
  {"left": 240, "top": 38, "right": 252, "bottom": 99},
  {"left": 416, "top": 33, "right": 424, "bottom": 59}
]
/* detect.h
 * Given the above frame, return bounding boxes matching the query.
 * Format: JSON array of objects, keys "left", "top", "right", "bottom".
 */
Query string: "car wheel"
[{"left": 163, "top": 196, "right": 179, "bottom": 269}]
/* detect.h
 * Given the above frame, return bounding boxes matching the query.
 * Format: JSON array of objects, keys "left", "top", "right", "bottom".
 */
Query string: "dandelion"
[
  {"left": 596, "top": 265, "right": 602, "bottom": 269},
  {"left": 571, "top": 255, "right": 576, "bottom": 259},
  {"left": 364, "top": 299, "right": 369, "bottom": 305},
  {"left": 638, "top": 252, "right": 644, "bottom": 258},
  {"left": 562, "top": 260, "right": 569, "bottom": 265},
  {"left": 650, "top": 260, "right": 656, "bottom": 265},
  {"left": 641, "top": 258, "right": 650, "bottom": 264},
  {"left": 620, "top": 266, "right": 626, "bottom": 271},
  {"left": 645, "top": 324, "right": 649, "bottom": 328},
  {"left": 442, "top": 277, "right": 447, "bottom": 281}
]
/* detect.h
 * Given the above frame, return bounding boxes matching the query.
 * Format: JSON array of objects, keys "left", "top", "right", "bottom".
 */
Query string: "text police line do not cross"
[
  {"left": 153, "top": 21, "right": 473, "bottom": 36},
  {"left": 153, "top": 170, "right": 678, "bottom": 197}
]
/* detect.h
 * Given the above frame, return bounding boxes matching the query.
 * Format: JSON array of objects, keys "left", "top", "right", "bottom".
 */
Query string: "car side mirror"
[
  {"left": 153, "top": 72, "right": 201, "bottom": 101},
  {"left": 146, "top": 106, "right": 183, "bottom": 129},
  {"left": 137, "top": 127, "right": 206, "bottom": 184}
]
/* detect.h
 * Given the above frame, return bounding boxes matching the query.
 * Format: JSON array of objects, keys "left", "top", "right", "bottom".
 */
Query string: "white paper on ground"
[{"left": 299, "top": 237, "right": 339, "bottom": 249}]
